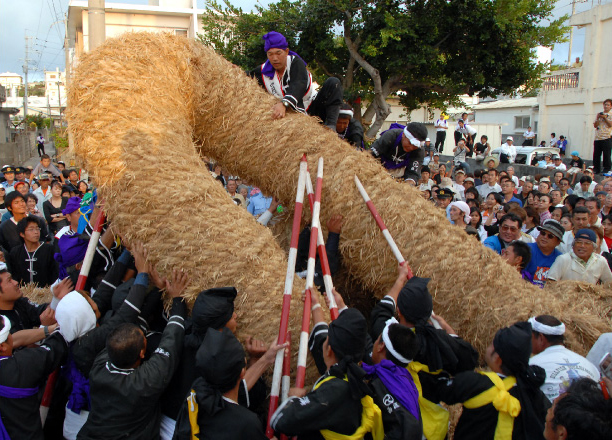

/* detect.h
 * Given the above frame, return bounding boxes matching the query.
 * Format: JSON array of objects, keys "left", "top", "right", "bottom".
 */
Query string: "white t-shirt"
[
  {"left": 435, "top": 119, "right": 448, "bottom": 131},
  {"left": 529, "top": 345, "right": 600, "bottom": 402},
  {"left": 477, "top": 183, "right": 502, "bottom": 199},
  {"left": 524, "top": 130, "right": 536, "bottom": 139},
  {"left": 554, "top": 163, "right": 567, "bottom": 171}
]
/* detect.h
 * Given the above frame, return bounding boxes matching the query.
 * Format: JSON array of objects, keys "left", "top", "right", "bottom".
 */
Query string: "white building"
[
  {"left": 0, "top": 73, "right": 23, "bottom": 99},
  {"left": 67, "top": 0, "right": 204, "bottom": 67},
  {"left": 538, "top": 3, "right": 612, "bottom": 158},
  {"left": 472, "top": 97, "right": 539, "bottom": 146},
  {"left": 45, "top": 68, "right": 66, "bottom": 107}
]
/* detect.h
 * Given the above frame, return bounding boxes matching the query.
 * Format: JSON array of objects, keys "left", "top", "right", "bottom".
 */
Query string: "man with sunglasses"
[
  {"left": 484, "top": 213, "right": 523, "bottom": 254},
  {"left": 524, "top": 219, "right": 564, "bottom": 288}
]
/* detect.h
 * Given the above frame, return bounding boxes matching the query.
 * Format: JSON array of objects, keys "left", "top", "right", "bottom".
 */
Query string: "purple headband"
[
  {"left": 62, "top": 197, "right": 82, "bottom": 215},
  {"left": 263, "top": 31, "right": 288, "bottom": 52}
]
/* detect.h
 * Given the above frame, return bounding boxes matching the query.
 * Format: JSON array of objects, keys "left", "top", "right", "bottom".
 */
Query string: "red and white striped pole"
[
  {"left": 296, "top": 157, "right": 324, "bottom": 389},
  {"left": 75, "top": 209, "right": 107, "bottom": 290},
  {"left": 279, "top": 331, "right": 292, "bottom": 440},
  {"left": 353, "top": 175, "right": 413, "bottom": 278},
  {"left": 305, "top": 170, "right": 338, "bottom": 321},
  {"left": 41, "top": 205, "right": 106, "bottom": 425},
  {"left": 265, "top": 156, "right": 307, "bottom": 438}
]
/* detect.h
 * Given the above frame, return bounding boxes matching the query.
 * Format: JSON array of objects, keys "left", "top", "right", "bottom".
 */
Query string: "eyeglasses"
[
  {"left": 501, "top": 225, "right": 519, "bottom": 232},
  {"left": 574, "top": 240, "right": 594, "bottom": 247},
  {"left": 539, "top": 231, "right": 557, "bottom": 240},
  {"left": 25, "top": 227, "right": 41, "bottom": 232}
]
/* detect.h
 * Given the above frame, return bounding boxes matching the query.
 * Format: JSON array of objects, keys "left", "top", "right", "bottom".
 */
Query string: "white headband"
[
  {"left": 529, "top": 317, "right": 565, "bottom": 336},
  {"left": 0, "top": 316, "right": 11, "bottom": 344},
  {"left": 339, "top": 109, "right": 354, "bottom": 118},
  {"left": 403, "top": 127, "right": 422, "bottom": 148},
  {"left": 381, "top": 317, "right": 411, "bottom": 364}
]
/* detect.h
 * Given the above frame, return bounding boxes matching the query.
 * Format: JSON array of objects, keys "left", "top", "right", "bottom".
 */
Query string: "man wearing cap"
[
  {"left": 336, "top": 103, "right": 364, "bottom": 149},
  {"left": 552, "top": 155, "right": 566, "bottom": 171},
  {"left": 528, "top": 315, "right": 600, "bottom": 403},
  {"left": 29, "top": 154, "right": 64, "bottom": 184},
  {"left": 422, "top": 137, "right": 434, "bottom": 165},
  {"left": 371, "top": 122, "right": 428, "bottom": 180},
  {"left": 33, "top": 172, "right": 52, "bottom": 213},
  {"left": 248, "top": 31, "right": 343, "bottom": 130},
  {"left": 539, "top": 152, "right": 555, "bottom": 169},
  {"left": 54, "top": 197, "right": 115, "bottom": 287},
  {"left": 14, "top": 167, "right": 27, "bottom": 184},
  {"left": 371, "top": 264, "right": 478, "bottom": 375},
  {"left": 173, "top": 328, "right": 269, "bottom": 439},
  {"left": 420, "top": 321, "right": 550, "bottom": 440},
  {"left": 522, "top": 126, "right": 536, "bottom": 146},
  {"left": 557, "top": 206, "right": 600, "bottom": 254},
  {"left": 0, "top": 166, "right": 16, "bottom": 193},
  {"left": 499, "top": 136, "right": 516, "bottom": 163},
  {"left": 77, "top": 269, "right": 189, "bottom": 440},
  {"left": 161, "top": 286, "right": 285, "bottom": 439},
  {"left": 435, "top": 187, "right": 454, "bottom": 212},
  {"left": 547, "top": 228, "right": 612, "bottom": 284},
  {"left": 271, "top": 296, "right": 384, "bottom": 440},
  {"left": 476, "top": 168, "right": 501, "bottom": 199},
  {"left": 567, "top": 151, "right": 585, "bottom": 184},
  {"left": 434, "top": 114, "right": 448, "bottom": 153},
  {"left": 524, "top": 219, "right": 564, "bottom": 288}
]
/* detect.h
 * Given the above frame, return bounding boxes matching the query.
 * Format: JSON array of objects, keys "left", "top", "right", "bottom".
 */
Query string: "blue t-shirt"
[{"left": 524, "top": 242, "right": 561, "bottom": 288}]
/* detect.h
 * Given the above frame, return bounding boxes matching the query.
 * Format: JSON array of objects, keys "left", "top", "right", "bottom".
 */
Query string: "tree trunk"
[{"left": 343, "top": 11, "right": 391, "bottom": 139}]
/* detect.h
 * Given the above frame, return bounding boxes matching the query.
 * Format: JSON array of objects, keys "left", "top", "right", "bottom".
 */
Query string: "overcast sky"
[{"left": 0, "top": 0, "right": 606, "bottom": 82}]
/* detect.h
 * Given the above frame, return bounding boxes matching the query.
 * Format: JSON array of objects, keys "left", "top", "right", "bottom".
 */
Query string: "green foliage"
[
  {"left": 23, "top": 114, "right": 46, "bottom": 129},
  {"left": 199, "top": 0, "right": 567, "bottom": 134},
  {"left": 51, "top": 131, "right": 69, "bottom": 153},
  {"left": 17, "top": 83, "right": 45, "bottom": 98}
]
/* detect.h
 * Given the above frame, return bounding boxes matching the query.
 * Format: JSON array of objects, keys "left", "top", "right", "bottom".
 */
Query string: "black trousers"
[
  {"left": 435, "top": 131, "right": 446, "bottom": 153},
  {"left": 522, "top": 139, "right": 534, "bottom": 146},
  {"left": 308, "top": 77, "right": 343, "bottom": 130},
  {"left": 37, "top": 143, "right": 45, "bottom": 156},
  {"left": 593, "top": 137, "right": 612, "bottom": 173},
  {"left": 454, "top": 130, "right": 463, "bottom": 146}
]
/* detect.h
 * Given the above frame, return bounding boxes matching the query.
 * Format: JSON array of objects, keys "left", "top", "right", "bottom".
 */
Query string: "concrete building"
[
  {"left": 538, "top": 2, "right": 612, "bottom": 159},
  {"left": 45, "top": 68, "right": 66, "bottom": 107},
  {"left": 472, "top": 97, "right": 539, "bottom": 146},
  {"left": 0, "top": 72, "right": 23, "bottom": 99},
  {"left": 67, "top": 0, "right": 204, "bottom": 69}
]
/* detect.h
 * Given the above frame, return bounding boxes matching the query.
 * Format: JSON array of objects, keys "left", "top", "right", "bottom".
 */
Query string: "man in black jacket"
[
  {"left": 248, "top": 31, "right": 343, "bottom": 130},
  {"left": 77, "top": 269, "right": 189, "bottom": 440}
]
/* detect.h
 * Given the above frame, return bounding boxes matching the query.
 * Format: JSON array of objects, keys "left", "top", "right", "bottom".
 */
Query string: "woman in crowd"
[
  {"left": 43, "top": 181, "right": 69, "bottom": 235},
  {"left": 523, "top": 206, "right": 540, "bottom": 240},
  {"left": 481, "top": 192, "right": 503, "bottom": 224},
  {"left": 25, "top": 194, "right": 42, "bottom": 218},
  {"left": 469, "top": 207, "right": 487, "bottom": 242},
  {"left": 433, "top": 164, "right": 448, "bottom": 185},
  {"left": 560, "top": 213, "right": 573, "bottom": 232},
  {"left": 421, "top": 188, "right": 431, "bottom": 200},
  {"left": 551, "top": 205, "right": 568, "bottom": 222},
  {"left": 77, "top": 180, "right": 90, "bottom": 196}
]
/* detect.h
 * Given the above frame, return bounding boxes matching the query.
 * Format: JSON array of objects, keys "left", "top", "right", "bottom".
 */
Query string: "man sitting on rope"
[
  {"left": 248, "top": 31, "right": 343, "bottom": 131},
  {"left": 336, "top": 103, "right": 365, "bottom": 150}
]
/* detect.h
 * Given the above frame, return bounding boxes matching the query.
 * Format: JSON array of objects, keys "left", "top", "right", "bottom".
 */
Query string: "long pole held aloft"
[
  {"left": 354, "top": 175, "right": 412, "bottom": 276},
  {"left": 305, "top": 170, "right": 338, "bottom": 320},
  {"left": 296, "top": 157, "right": 324, "bottom": 389},
  {"left": 265, "top": 156, "right": 307, "bottom": 438},
  {"left": 41, "top": 206, "right": 106, "bottom": 424}
]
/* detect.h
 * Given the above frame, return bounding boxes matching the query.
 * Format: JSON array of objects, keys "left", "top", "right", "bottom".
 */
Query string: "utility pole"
[
  {"left": 88, "top": 0, "right": 106, "bottom": 51},
  {"left": 567, "top": 0, "right": 577, "bottom": 66},
  {"left": 23, "top": 33, "right": 32, "bottom": 118},
  {"left": 57, "top": 79, "right": 62, "bottom": 127},
  {"left": 64, "top": 14, "right": 70, "bottom": 88}
]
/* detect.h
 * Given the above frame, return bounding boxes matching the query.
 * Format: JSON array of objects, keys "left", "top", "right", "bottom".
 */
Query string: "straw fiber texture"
[
  {"left": 65, "top": 33, "right": 319, "bottom": 368},
  {"left": 67, "top": 32, "right": 609, "bottom": 360}
]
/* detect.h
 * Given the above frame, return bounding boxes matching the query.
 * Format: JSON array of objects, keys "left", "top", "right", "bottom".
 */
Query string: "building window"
[
  {"left": 50, "top": 74, "right": 56, "bottom": 79},
  {"left": 514, "top": 116, "right": 530, "bottom": 130},
  {"left": 175, "top": 29, "right": 188, "bottom": 37}
]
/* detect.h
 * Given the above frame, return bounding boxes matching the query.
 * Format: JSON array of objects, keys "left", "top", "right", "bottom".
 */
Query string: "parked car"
[{"left": 490, "top": 146, "right": 561, "bottom": 166}]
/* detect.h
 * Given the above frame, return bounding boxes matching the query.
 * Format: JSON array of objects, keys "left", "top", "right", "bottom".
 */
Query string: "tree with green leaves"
[{"left": 200, "top": 0, "right": 566, "bottom": 137}]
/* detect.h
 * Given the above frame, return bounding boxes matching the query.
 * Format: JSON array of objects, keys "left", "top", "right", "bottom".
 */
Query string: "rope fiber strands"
[
  {"left": 67, "top": 32, "right": 608, "bottom": 364},
  {"left": 265, "top": 158, "right": 307, "bottom": 438}
]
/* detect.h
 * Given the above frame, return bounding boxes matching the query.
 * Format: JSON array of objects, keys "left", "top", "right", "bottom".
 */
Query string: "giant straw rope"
[{"left": 67, "top": 32, "right": 610, "bottom": 361}]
